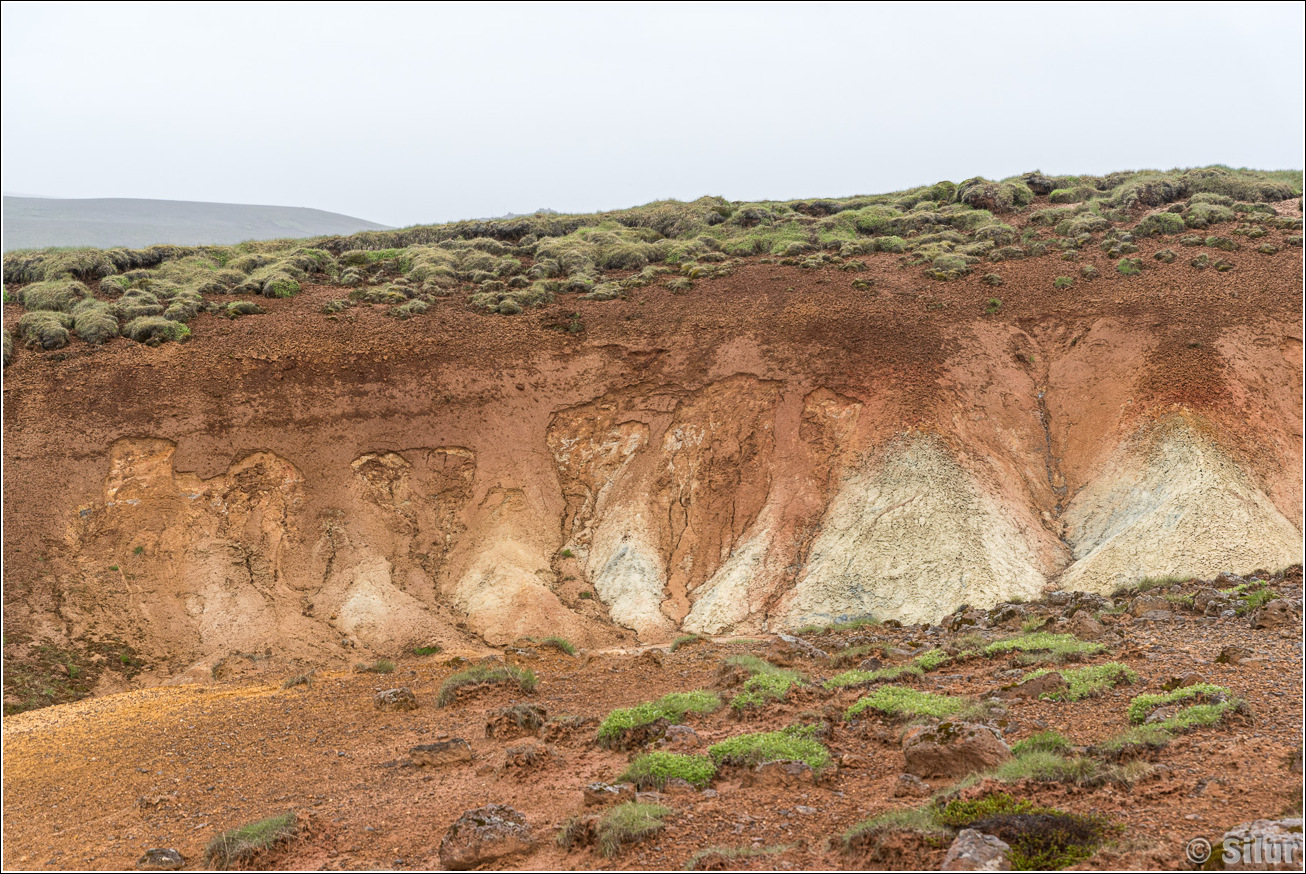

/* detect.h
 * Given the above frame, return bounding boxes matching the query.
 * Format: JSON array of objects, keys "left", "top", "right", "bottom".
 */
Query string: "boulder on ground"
[
  {"left": 438, "top": 804, "right": 535, "bottom": 871},
  {"left": 902, "top": 722, "right": 1011, "bottom": 779},
  {"left": 375, "top": 687, "right": 418, "bottom": 711},
  {"left": 1251, "top": 599, "right": 1300, "bottom": 630},
  {"left": 135, "top": 848, "right": 184, "bottom": 871}
]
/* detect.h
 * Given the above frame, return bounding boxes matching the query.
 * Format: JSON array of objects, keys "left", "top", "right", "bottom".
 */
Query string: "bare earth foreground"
[
  {"left": 2, "top": 181, "right": 1304, "bottom": 870},
  {"left": 2, "top": 572, "right": 1303, "bottom": 870}
]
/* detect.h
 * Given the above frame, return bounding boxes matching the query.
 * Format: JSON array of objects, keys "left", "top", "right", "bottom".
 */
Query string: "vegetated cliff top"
[{"left": 1, "top": 165, "right": 1302, "bottom": 367}]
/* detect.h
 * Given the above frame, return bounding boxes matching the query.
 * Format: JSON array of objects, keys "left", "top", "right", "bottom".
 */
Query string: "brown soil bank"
[{"left": 2, "top": 240, "right": 1303, "bottom": 690}]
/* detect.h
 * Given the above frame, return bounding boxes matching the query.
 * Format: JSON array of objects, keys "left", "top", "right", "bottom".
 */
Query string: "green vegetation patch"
[
  {"left": 436, "top": 664, "right": 538, "bottom": 706},
  {"left": 983, "top": 632, "right": 1105, "bottom": 660},
  {"left": 938, "top": 793, "right": 1118, "bottom": 870},
  {"left": 618, "top": 751, "right": 717, "bottom": 790},
  {"left": 205, "top": 811, "right": 298, "bottom": 868},
  {"left": 535, "top": 636, "right": 577, "bottom": 656},
  {"left": 1127, "top": 683, "right": 1231, "bottom": 724},
  {"left": 1011, "top": 730, "right": 1072, "bottom": 756},
  {"left": 683, "top": 843, "right": 796, "bottom": 871},
  {"left": 1024, "top": 662, "right": 1137, "bottom": 701},
  {"left": 844, "top": 685, "right": 971, "bottom": 721},
  {"left": 596, "top": 689, "right": 720, "bottom": 746},
  {"left": 708, "top": 726, "right": 831, "bottom": 772}
]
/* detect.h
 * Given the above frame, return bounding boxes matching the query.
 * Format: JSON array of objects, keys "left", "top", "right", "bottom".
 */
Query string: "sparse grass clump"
[
  {"left": 412, "top": 644, "right": 442, "bottom": 656},
  {"left": 17, "top": 310, "right": 73, "bottom": 349},
  {"left": 205, "top": 811, "right": 297, "bottom": 868},
  {"left": 1010, "top": 730, "right": 1071, "bottom": 757},
  {"left": 436, "top": 664, "right": 537, "bottom": 706},
  {"left": 669, "top": 633, "right": 705, "bottom": 652},
  {"left": 1053, "top": 276, "right": 1074, "bottom": 289},
  {"left": 845, "top": 685, "right": 972, "bottom": 721},
  {"left": 683, "top": 844, "right": 796, "bottom": 871},
  {"left": 537, "top": 636, "right": 577, "bottom": 656},
  {"left": 597, "top": 690, "right": 721, "bottom": 746},
  {"left": 843, "top": 807, "right": 950, "bottom": 847},
  {"left": 597, "top": 802, "right": 671, "bottom": 857},
  {"left": 724, "top": 654, "right": 807, "bottom": 710},
  {"left": 17, "top": 279, "right": 90, "bottom": 312},
  {"left": 708, "top": 727, "right": 831, "bottom": 772},
  {"left": 618, "top": 751, "right": 717, "bottom": 789},
  {"left": 355, "top": 659, "right": 394, "bottom": 674}
]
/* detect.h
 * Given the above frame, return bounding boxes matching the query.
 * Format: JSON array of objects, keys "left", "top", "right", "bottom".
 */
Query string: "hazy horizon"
[{"left": 3, "top": 2, "right": 1303, "bottom": 229}]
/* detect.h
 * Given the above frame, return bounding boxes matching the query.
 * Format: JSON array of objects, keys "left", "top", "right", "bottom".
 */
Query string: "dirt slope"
[{"left": 3, "top": 229, "right": 1302, "bottom": 689}]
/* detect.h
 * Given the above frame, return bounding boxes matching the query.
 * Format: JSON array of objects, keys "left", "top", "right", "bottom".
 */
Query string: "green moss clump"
[
  {"left": 1115, "top": 257, "right": 1143, "bottom": 276},
  {"left": 1135, "top": 212, "right": 1186, "bottom": 236},
  {"left": 708, "top": 727, "right": 830, "bottom": 772},
  {"left": 18, "top": 279, "right": 91, "bottom": 312},
  {"left": 1024, "top": 662, "right": 1137, "bottom": 701},
  {"left": 261, "top": 274, "right": 301, "bottom": 298},
  {"left": 596, "top": 690, "right": 720, "bottom": 746},
  {"left": 1127, "top": 684, "right": 1232, "bottom": 724},
  {"left": 1053, "top": 276, "right": 1074, "bottom": 289},
  {"left": 597, "top": 802, "right": 671, "bottom": 857},
  {"left": 618, "top": 751, "right": 717, "bottom": 789},
  {"left": 17, "top": 311, "right": 73, "bottom": 349},
  {"left": 1010, "top": 730, "right": 1071, "bottom": 757},
  {"left": 845, "top": 686, "right": 971, "bottom": 721},
  {"left": 123, "top": 316, "right": 190, "bottom": 344},
  {"left": 983, "top": 632, "right": 1105, "bottom": 659}
]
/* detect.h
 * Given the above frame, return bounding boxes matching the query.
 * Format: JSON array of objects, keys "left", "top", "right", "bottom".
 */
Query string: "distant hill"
[{"left": 1, "top": 196, "right": 391, "bottom": 251}]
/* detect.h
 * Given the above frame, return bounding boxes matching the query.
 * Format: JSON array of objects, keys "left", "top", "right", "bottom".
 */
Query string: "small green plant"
[
  {"left": 1080, "top": 263, "right": 1099, "bottom": 279},
  {"left": 133, "top": 546, "right": 144, "bottom": 555},
  {"left": 708, "top": 727, "right": 830, "bottom": 772},
  {"left": 683, "top": 844, "right": 796, "bottom": 871},
  {"left": 109, "top": 565, "right": 119, "bottom": 571},
  {"left": 281, "top": 672, "right": 313, "bottom": 690},
  {"left": 412, "top": 645, "right": 442, "bottom": 656},
  {"left": 844, "top": 686, "right": 971, "bottom": 721},
  {"left": 618, "top": 751, "right": 717, "bottom": 789},
  {"left": 578, "top": 591, "right": 593, "bottom": 600},
  {"left": 1116, "top": 257, "right": 1143, "bottom": 276},
  {"left": 982, "top": 273, "right": 1003, "bottom": 287},
  {"left": 559, "top": 548, "right": 575, "bottom": 559},
  {"left": 205, "top": 811, "right": 297, "bottom": 868},
  {"left": 984, "top": 297, "right": 1002, "bottom": 314},
  {"left": 597, "top": 690, "right": 721, "bottom": 746},
  {"left": 1053, "top": 276, "right": 1074, "bottom": 289},
  {"left": 436, "top": 664, "right": 538, "bottom": 706},
  {"left": 842, "top": 807, "right": 949, "bottom": 847}
]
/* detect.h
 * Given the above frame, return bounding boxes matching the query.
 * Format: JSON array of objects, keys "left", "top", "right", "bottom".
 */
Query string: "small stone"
[
  {"left": 840, "top": 753, "right": 868, "bottom": 769},
  {"left": 374, "top": 687, "right": 418, "bottom": 711},
  {"left": 583, "top": 782, "right": 636, "bottom": 807},
  {"left": 1066, "top": 611, "right": 1106, "bottom": 639},
  {"left": 942, "top": 828, "right": 1011, "bottom": 871},
  {"left": 892, "top": 773, "right": 931, "bottom": 798},
  {"left": 135, "top": 848, "right": 184, "bottom": 871},
  {"left": 658, "top": 724, "right": 701, "bottom": 751},
  {"left": 744, "top": 760, "right": 816, "bottom": 787},
  {"left": 1216, "top": 645, "right": 1253, "bottom": 665},
  {"left": 1162, "top": 673, "right": 1205, "bottom": 691}
]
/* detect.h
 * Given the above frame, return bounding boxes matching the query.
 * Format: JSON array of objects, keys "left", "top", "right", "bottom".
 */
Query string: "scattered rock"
[
  {"left": 768, "top": 634, "right": 828, "bottom": 666},
  {"left": 658, "top": 724, "right": 702, "bottom": 751},
  {"left": 438, "top": 804, "right": 535, "bottom": 871},
  {"left": 856, "top": 656, "right": 885, "bottom": 672},
  {"left": 1162, "top": 672, "right": 1205, "bottom": 691},
  {"left": 743, "top": 760, "right": 816, "bottom": 787},
  {"left": 583, "top": 782, "right": 636, "bottom": 807},
  {"left": 601, "top": 716, "right": 672, "bottom": 751},
  {"left": 942, "top": 828, "right": 1011, "bottom": 871},
  {"left": 1251, "top": 599, "right": 1300, "bottom": 630},
  {"left": 374, "top": 687, "right": 418, "bottom": 711},
  {"left": 997, "top": 671, "right": 1067, "bottom": 700},
  {"left": 1144, "top": 705, "right": 1180, "bottom": 724},
  {"left": 840, "top": 753, "right": 869, "bottom": 769},
  {"left": 135, "top": 848, "right": 184, "bottom": 871},
  {"left": 1131, "top": 595, "right": 1172, "bottom": 616},
  {"left": 410, "top": 739, "right": 473, "bottom": 767},
  {"left": 1135, "top": 609, "right": 1176, "bottom": 623},
  {"left": 902, "top": 722, "right": 1012, "bottom": 779},
  {"left": 892, "top": 773, "right": 931, "bottom": 798},
  {"left": 1215, "top": 817, "right": 1304, "bottom": 871},
  {"left": 1066, "top": 611, "right": 1106, "bottom": 639},
  {"left": 636, "top": 648, "right": 664, "bottom": 667},
  {"left": 1217, "top": 645, "right": 1254, "bottom": 665}
]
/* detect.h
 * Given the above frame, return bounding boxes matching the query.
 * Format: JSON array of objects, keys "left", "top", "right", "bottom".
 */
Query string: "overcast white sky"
[{"left": 2, "top": 1, "right": 1303, "bottom": 227}]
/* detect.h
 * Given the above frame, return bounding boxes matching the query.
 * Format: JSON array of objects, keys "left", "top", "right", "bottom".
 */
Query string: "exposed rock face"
[
  {"left": 438, "top": 804, "right": 535, "bottom": 871},
  {"left": 3, "top": 301, "right": 1301, "bottom": 676}
]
